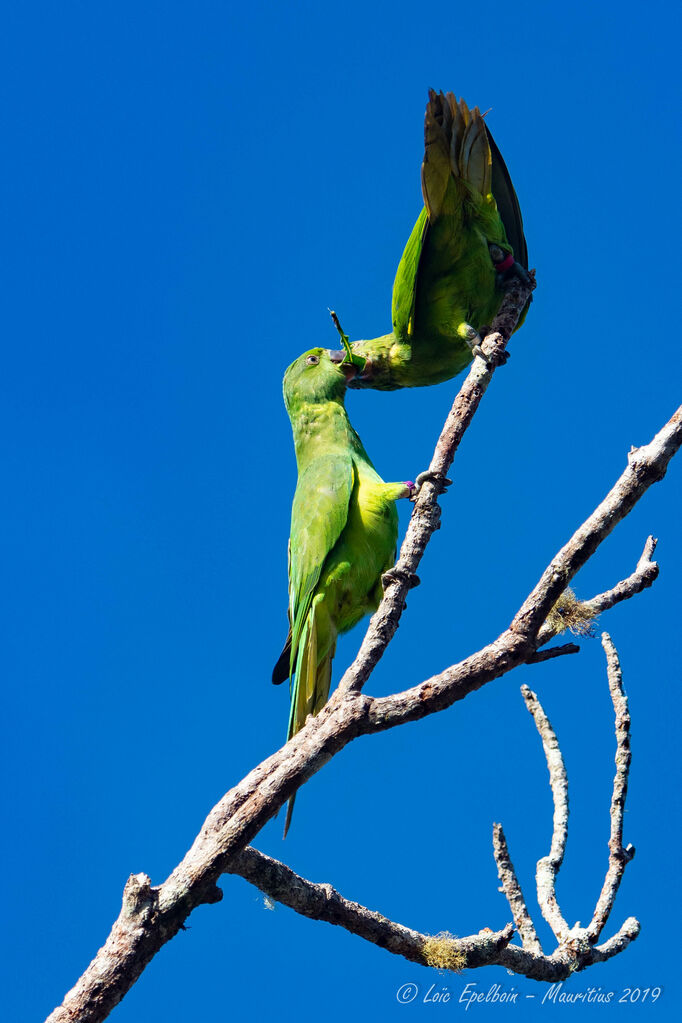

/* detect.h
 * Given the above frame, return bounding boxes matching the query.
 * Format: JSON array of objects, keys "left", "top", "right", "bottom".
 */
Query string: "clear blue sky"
[{"left": 2, "top": 1, "right": 681, "bottom": 1020}]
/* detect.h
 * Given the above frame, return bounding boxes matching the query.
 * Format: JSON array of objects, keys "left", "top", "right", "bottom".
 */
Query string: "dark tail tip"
[
  {"left": 272, "top": 633, "right": 292, "bottom": 685},
  {"left": 283, "top": 794, "right": 296, "bottom": 838}
]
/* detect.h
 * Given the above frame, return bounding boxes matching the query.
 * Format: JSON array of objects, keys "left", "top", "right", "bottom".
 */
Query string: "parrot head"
[{"left": 283, "top": 348, "right": 357, "bottom": 411}]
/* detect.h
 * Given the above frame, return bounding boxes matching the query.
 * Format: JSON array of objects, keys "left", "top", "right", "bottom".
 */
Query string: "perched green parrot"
[
  {"left": 348, "top": 91, "right": 530, "bottom": 390},
  {"left": 272, "top": 347, "right": 412, "bottom": 833}
]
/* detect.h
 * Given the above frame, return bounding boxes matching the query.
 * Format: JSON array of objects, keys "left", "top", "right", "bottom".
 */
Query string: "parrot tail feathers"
[
  {"left": 287, "top": 607, "right": 318, "bottom": 741},
  {"left": 282, "top": 617, "right": 317, "bottom": 839},
  {"left": 281, "top": 627, "right": 315, "bottom": 838},
  {"left": 422, "top": 91, "right": 492, "bottom": 217},
  {"left": 282, "top": 653, "right": 332, "bottom": 838},
  {"left": 282, "top": 601, "right": 335, "bottom": 837},
  {"left": 313, "top": 651, "right": 333, "bottom": 715},
  {"left": 458, "top": 100, "right": 492, "bottom": 199},
  {"left": 422, "top": 89, "right": 454, "bottom": 218}
]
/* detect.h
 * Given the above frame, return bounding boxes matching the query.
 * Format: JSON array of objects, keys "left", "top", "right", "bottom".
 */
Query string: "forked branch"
[{"left": 493, "top": 635, "right": 638, "bottom": 976}]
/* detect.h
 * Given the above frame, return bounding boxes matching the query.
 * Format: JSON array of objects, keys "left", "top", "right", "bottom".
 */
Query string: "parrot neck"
[{"left": 291, "top": 398, "right": 359, "bottom": 468}]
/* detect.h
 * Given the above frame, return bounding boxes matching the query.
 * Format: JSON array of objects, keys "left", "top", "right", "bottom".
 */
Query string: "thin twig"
[
  {"left": 585, "top": 537, "right": 659, "bottom": 617},
  {"left": 525, "top": 643, "right": 580, "bottom": 663},
  {"left": 586, "top": 634, "right": 635, "bottom": 942},
  {"left": 586, "top": 917, "right": 640, "bottom": 962},
  {"left": 492, "top": 823, "right": 543, "bottom": 953},
  {"left": 521, "top": 685, "right": 570, "bottom": 941}
]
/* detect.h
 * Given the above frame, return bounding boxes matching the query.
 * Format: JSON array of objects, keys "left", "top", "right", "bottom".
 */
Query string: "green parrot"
[
  {"left": 348, "top": 91, "right": 529, "bottom": 390},
  {"left": 272, "top": 347, "right": 412, "bottom": 833}
]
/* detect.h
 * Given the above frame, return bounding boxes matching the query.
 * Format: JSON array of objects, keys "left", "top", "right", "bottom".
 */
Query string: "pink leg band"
[{"left": 494, "top": 252, "right": 515, "bottom": 273}]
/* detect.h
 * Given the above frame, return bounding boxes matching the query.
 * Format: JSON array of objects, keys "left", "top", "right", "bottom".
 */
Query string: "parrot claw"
[
  {"left": 381, "top": 567, "right": 421, "bottom": 591},
  {"left": 410, "top": 470, "right": 453, "bottom": 500},
  {"left": 477, "top": 328, "right": 510, "bottom": 365}
]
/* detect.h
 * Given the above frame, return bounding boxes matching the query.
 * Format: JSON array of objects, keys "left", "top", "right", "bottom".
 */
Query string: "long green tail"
[{"left": 282, "top": 602, "right": 333, "bottom": 837}]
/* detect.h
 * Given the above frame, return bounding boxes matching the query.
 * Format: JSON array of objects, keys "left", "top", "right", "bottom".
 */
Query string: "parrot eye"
[{"left": 306, "top": 355, "right": 320, "bottom": 366}]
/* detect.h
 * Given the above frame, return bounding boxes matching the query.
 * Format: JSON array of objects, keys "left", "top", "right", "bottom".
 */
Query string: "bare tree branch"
[
  {"left": 492, "top": 824, "right": 542, "bottom": 953},
  {"left": 226, "top": 846, "right": 514, "bottom": 969},
  {"left": 586, "top": 633, "right": 635, "bottom": 943},
  {"left": 492, "top": 637, "right": 639, "bottom": 980},
  {"left": 521, "top": 685, "right": 571, "bottom": 941}
]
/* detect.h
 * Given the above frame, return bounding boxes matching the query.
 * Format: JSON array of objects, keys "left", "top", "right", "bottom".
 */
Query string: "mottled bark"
[{"left": 226, "top": 846, "right": 514, "bottom": 969}]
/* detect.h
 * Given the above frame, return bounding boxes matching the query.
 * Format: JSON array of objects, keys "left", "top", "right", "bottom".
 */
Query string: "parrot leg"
[{"left": 458, "top": 323, "right": 487, "bottom": 362}]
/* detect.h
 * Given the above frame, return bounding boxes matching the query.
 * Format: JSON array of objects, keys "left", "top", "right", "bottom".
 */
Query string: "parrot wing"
[
  {"left": 287, "top": 452, "right": 354, "bottom": 672},
  {"left": 391, "top": 208, "right": 429, "bottom": 342}
]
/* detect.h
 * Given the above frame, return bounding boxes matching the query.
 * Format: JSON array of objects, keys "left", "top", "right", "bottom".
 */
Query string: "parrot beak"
[
  {"left": 327, "top": 349, "right": 358, "bottom": 380},
  {"left": 353, "top": 357, "right": 372, "bottom": 381},
  {"left": 340, "top": 361, "right": 359, "bottom": 381}
]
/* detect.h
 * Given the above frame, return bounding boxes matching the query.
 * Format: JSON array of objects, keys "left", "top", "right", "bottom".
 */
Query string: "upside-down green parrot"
[
  {"left": 348, "top": 91, "right": 529, "bottom": 390},
  {"left": 272, "top": 347, "right": 412, "bottom": 833}
]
